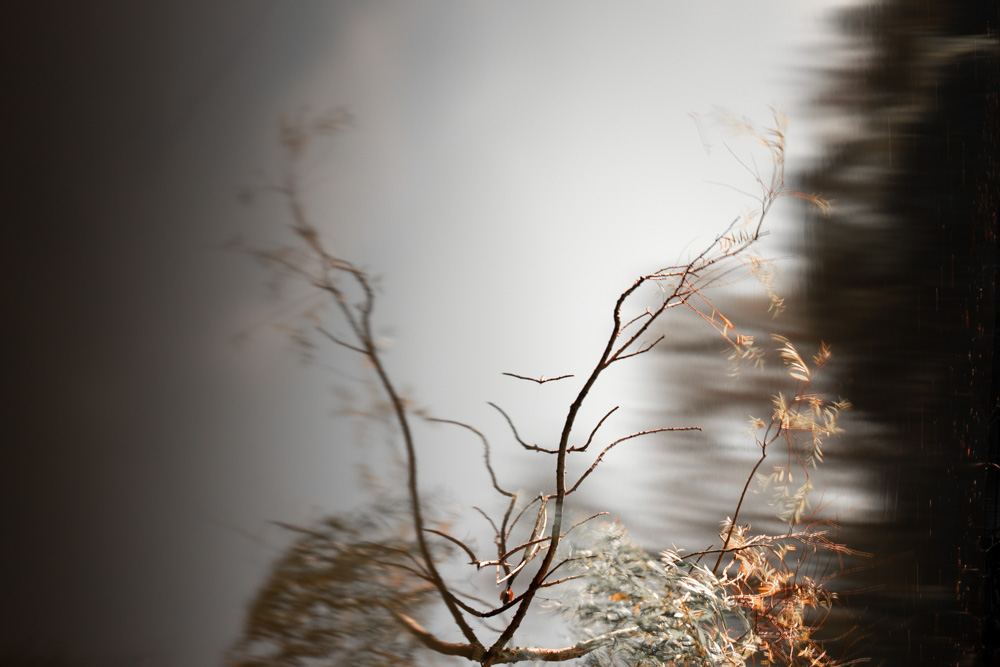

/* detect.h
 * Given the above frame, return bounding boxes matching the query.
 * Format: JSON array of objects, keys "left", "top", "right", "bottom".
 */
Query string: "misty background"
[{"left": 9, "top": 2, "right": 996, "bottom": 666}]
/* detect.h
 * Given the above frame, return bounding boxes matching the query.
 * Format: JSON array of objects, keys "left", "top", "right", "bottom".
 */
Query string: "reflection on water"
[{"left": 638, "top": 2, "right": 998, "bottom": 664}]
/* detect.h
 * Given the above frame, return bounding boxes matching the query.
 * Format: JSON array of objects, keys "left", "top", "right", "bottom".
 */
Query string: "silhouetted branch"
[
  {"left": 426, "top": 417, "right": 516, "bottom": 498},
  {"left": 493, "top": 627, "right": 641, "bottom": 663},
  {"left": 424, "top": 528, "right": 481, "bottom": 566},
  {"left": 567, "top": 426, "right": 702, "bottom": 496},
  {"left": 473, "top": 506, "right": 502, "bottom": 535},
  {"left": 391, "top": 611, "right": 479, "bottom": 659},
  {"left": 489, "top": 402, "right": 558, "bottom": 453},
  {"left": 564, "top": 511, "right": 610, "bottom": 536},
  {"left": 538, "top": 574, "right": 584, "bottom": 589},
  {"left": 502, "top": 372, "right": 574, "bottom": 384},
  {"left": 317, "top": 326, "right": 366, "bottom": 354},
  {"left": 611, "top": 334, "right": 665, "bottom": 362},
  {"left": 491, "top": 536, "right": 550, "bottom": 569},
  {"left": 568, "top": 406, "right": 619, "bottom": 453},
  {"left": 505, "top": 496, "right": 543, "bottom": 540}
]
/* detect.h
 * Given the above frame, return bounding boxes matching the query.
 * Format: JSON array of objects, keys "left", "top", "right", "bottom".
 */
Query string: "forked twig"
[
  {"left": 502, "top": 372, "right": 574, "bottom": 384},
  {"left": 567, "top": 426, "right": 702, "bottom": 495},
  {"left": 569, "top": 406, "right": 620, "bottom": 453}
]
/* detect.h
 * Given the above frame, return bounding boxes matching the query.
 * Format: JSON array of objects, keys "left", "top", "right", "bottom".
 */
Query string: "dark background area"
[{"left": 797, "top": 2, "right": 999, "bottom": 663}]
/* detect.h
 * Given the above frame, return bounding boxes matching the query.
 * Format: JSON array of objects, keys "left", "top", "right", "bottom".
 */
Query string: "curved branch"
[
  {"left": 619, "top": 308, "right": 653, "bottom": 334},
  {"left": 563, "top": 511, "right": 610, "bottom": 537},
  {"left": 490, "top": 627, "right": 639, "bottom": 663},
  {"left": 506, "top": 496, "right": 543, "bottom": 539},
  {"left": 426, "top": 416, "right": 516, "bottom": 498},
  {"left": 473, "top": 506, "right": 501, "bottom": 536},
  {"left": 502, "top": 372, "right": 574, "bottom": 384},
  {"left": 489, "top": 402, "right": 558, "bottom": 453},
  {"left": 714, "top": 416, "right": 781, "bottom": 575},
  {"left": 424, "top": 528, "right": 481, "bottom": 566},
  {"left": 283, "top": 181, "right": 482, "bottom": 648},
  {"left": 390, "top": 610, "right": 477, "bottom": 659},
  {"left": 567, "top": 426, "right": 702, "bottom": 495},
  {"left": 537, "top": 574, "right": 584, "bottom": 589},
  {"left": 611, "top": 334, "right": 665, "bottom": 362},
  {"left": 568, "top": 406, "right": 619, "bottom": 453},
  {"left": 476, "top": 536, "right": 552, "bottom": 579},
  {"left": 317, "top": 326, "right": 366, "bottom": 354}
]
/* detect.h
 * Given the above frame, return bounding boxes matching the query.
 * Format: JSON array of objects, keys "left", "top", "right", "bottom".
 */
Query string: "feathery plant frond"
[
  {"left": 714, "top": 521, "right": 851, "bottom": 667},
  {"left": 753, "top": 337, "right": 851, "bottom": 527}
]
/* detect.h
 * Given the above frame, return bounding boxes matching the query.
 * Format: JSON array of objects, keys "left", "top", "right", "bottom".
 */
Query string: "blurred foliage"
[
  {"left": 227, "top": 499, "right": 449, "bottom": 667},
  {"left": 562, "top": 519, "right": 855, "bottom": 667}
]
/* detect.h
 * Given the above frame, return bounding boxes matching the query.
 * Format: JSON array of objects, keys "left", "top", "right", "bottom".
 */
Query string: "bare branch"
[
  {"left": 715, "top": 417, "right": 778, "bottom": 575},
  {"left": 496, "top": 559, "right": 529, "bottom": 586},
  {"left": 505, "top": 496, "right": 543, "bottom": 539},
  {"left": 610, "top": 334, "right": 665, "bottom": 363},
  {"left": 568, "top": 426, "right": 701, "bottom": 495},
  {"left": 490, "top": 627, "right": 639, "bottom": 663},
  {"left": 563, "top": 511, "right": 610, "bottom": 537},
  {"left": 521, "top": 499, "right": 548, "bottom": 562},
  {"left": 473, "top": 506, "right": 502, "bottom": 536},
  {"left": 317, "top": 326, "right": 367, "bottom": 354},
  {"left": 568, "top": 406, "right": 619, "bottom": 453},
  {"left": 619, "top": 309, "right": 653, "bottom": 335},
  {"left": 242, "top": 112, "right": 839, "bottom": 667},
  {"left": 537, "top": 574, "right": 584, "bottom": 589},
  {"left": 542, "top": 552, "right": 602, "bottom": 581},
  {"left": 607, "top": 274, "right": 690, "bottom": 361},
  {"left": 390, "top": 610, "right": 478, "bottom": 659},
  {"left": 477, "top": 536, "right": 552, "bottom": 573},
  {"left": 489, "top": 402, "right": 558, "bottom": 453},
  {"left": 426, "top": 416, "right": 515, "bottom": 498},
  {"left": 502, "top": 372, "right": 574, "bottom": 384},
  {"left": 424, "top": 528, "right": 481, "bottom": 566},
  {"left": 448, "top": 595, "right": 490, "bottom": 618},
  {"left": 270, "top": 178, "right": 483, "bottom": 646}
]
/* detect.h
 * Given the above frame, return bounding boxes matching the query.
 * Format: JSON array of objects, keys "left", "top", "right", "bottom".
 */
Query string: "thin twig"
[
  {"left": 426, "top": 417, "right": 515, "bottom": 498},
  {"left": 317, "top": 326, "right": 367, "bottom": 354},
  {"left": 502, "top": 372, "right": 574, "bottom": 384},
  {"left": 424, "top": 528, "right": 481, "bottom": 566},
  {"left": 489, "top": 402, "right": 558, "bottom": 453},
  {"left": 568, "top": 426, "right": 702, "bottom": 495},
  {"left": 472, "top": 506, "right": 501, "bottom": 536},
  {"left": 569, "top": 406, "right": 619, "bottom": 453},
  {"left": 612, "top": 334, "right": 665, "bottom": 362}
]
